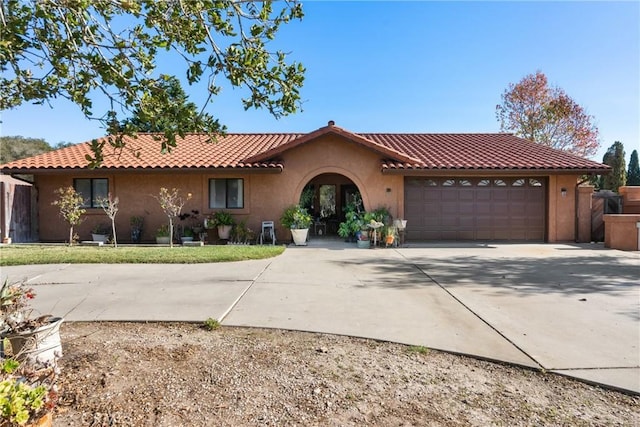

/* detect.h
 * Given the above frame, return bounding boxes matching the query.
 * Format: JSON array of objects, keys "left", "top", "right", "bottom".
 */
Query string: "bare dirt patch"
[{"left": 55, "top": 322, "right": 638, "bottom": 426}]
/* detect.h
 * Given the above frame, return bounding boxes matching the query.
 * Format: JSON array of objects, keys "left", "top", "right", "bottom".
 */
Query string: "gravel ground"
[{"left": 54, "top": 322, "right": 639, "bottom": 426}]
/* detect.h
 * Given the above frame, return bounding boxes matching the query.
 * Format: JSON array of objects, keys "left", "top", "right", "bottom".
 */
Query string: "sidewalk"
[{"left": 2, "top": 242, "right": 638, "bottom": 394}]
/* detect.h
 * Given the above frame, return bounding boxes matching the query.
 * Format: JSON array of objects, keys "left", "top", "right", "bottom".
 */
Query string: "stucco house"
[{"left": 0, "top": 121, "right": 608, "bottom": 243}]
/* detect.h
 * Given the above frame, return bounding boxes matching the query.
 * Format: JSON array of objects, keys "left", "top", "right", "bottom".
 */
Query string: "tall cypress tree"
[
  {"left": 627, "top": 149, "right": 640, "bottom": 186},
  {"left": 601, "top": 141, "right": 626, "bottom": 192}
]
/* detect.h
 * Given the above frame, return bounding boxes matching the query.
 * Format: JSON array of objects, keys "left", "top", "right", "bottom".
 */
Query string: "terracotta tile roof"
[
  {"left": 0, "top": 125, "right": 608, "bottom": 173},
  {"left": 362, "top": 133, "right": 609, "bottom": 172}
]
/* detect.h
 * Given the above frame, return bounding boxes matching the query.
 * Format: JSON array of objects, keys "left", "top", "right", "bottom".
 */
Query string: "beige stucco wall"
[
  {"left": 547, "top": 175, "right": 580, "bottom": 242},
  {"left": 33, "top": 136, "right": 582, "bottom": 243},
  {"left": 619, "top": 186, "right": 640, "bottom": 214},
  {"left": 603, "top": 214, "right": 640, "bottom": 251},
  {"left": 36, "top": 134, "right": 403, "bottom": 243}
]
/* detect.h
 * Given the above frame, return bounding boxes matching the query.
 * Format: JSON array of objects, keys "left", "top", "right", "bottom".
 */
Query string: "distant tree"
[
  {"left": 52, "top": 186, "right": 86, "bottom": 246},
  {"left": 600, "top": 142, "right": 626, "bottom": 192},
  {"left": 0, "top": 136, "right": 51, "bottom": 163},
  {"left": 496, "top": 71, "right": 599, "bottom": 158},
  {"left": 627, "top": 150, "right": 640, "bottom": 186},
  {"left": 1, "top": 1, "right": 305, "bottom": 167},
  {"left": 53, "top": 141, "right": 75, "bottom": 150}
]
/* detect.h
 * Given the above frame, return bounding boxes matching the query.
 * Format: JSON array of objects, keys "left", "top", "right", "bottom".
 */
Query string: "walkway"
[{"left": 2, "top": 241, "right": 638, "bottom": 394}]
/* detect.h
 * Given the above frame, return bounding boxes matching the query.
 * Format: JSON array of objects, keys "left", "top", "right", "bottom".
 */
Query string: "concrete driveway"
[{"left": 2, "top": 242, "right": 638, "bottom": 394}]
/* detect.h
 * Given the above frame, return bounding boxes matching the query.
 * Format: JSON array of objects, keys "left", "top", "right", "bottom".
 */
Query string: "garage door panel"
[
  {"left": 459, "top": 189, "right": 474, "bottom": 201},
  {"left": 441, "top": 191, "right": 458, "bottom": 202},
  {"left": 492, "top": 191, "right": 509, "bottom": 201},
  {"left": 405, "top": 177, "right": 545, "bottom": 241},
  {"left": 441, "top": 203, "right": 459, "bottom": 215},
  {"left": 476, "top": 190, "right": 492, "bottom": 201}
]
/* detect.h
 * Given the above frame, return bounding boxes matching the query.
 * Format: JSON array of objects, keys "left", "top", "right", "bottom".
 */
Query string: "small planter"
[
  {"left": 357, "top": 239, "right": 370, "bottom": 249},
  {"left": 91, "top": 233, "right": 109, "bottom": 243},
  {"left": 181, "top": 236, "right": 194, "bottom": 244},
  {"left": 290, "top": 228, "right": 309, "bottom": 246},
  {"left": 5, "top": 317, "right": 64, "bottom": 365},
  {"left": 156, "top": 236, "right": 171, "bottom": 244},
  {"left": 217, "top": 225, "right": 232, "bottom": 240}
]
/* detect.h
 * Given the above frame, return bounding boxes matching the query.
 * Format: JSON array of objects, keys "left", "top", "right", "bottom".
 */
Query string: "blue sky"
[{"left": 1, "top": 1, "right": 638, "bottom": 162}]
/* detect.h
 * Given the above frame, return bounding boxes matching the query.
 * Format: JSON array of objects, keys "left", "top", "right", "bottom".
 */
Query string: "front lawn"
[{"left": 0, "top": 244, "right": 285, "bottom": 266}]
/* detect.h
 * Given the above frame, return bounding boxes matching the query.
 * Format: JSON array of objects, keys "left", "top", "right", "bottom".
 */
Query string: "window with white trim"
[{"left": 209, "top": 178, "right": 244, "bottom": 209}]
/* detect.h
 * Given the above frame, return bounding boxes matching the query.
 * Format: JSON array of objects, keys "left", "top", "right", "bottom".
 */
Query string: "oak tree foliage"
[
  {"left": 1, "top": 0, "right": 305, "bottom": 167},
  {"left": 496, "top": 71, "right": 599, "bottom": 158}
]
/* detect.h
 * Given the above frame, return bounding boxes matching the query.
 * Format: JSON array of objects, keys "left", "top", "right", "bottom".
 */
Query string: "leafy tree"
[
  {"left": 153, "top": 187, "right": 191, "bottom": 248},
  {"left": 118, "top": 75, "right": 201, "bottom": 134},
  {"left": 600, "top": 141, "right": 626, "bottom": 192},
  {"left": 496, "top": 71, "right": 599, "bottom": 158},
  {"left": 0, "top": 136, "right": 51, "bottom": 163},
  {"left": 97, "top": 193, "right": 120, "bottom": 248},
  {"left": 52, "top": 186, "right": 86, "bottom": 246},
  {"left": 627, "top": 150, "right": 640, "bottom": 186},
  {"left": 1, "top": 1, "right": 305, "bottom": 167}
]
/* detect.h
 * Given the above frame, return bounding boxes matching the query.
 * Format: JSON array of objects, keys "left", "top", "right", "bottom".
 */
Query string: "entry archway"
[{"left": 295, "top": 170, "right": 366, "bottom": 235}]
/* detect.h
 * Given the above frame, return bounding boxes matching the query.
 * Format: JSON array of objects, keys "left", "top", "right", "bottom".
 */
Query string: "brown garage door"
[{"left": 404, "top": 177, "right": 546, "bottom": 241}]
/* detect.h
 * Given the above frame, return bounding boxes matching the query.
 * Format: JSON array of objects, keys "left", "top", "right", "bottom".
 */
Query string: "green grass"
[
  {"left": 0, "top": 244, "right": 285, "bottom": 266},
  {"left": 203, "top": 318, "right": 221, "bottom": 331}
]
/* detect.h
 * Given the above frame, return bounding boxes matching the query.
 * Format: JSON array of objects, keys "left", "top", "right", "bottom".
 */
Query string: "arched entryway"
[{"left": 297, "top": 173, "right": 364, "bottom": 236}]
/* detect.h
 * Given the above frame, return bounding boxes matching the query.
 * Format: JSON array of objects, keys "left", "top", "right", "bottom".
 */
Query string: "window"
[
  {"left": 73, "top": 178, "right": 108, "bottom": 208},
  {"left": 529, "top": 178, "right": 542, "bottom": 187},
  {"left": 512, "top": 179, "right": 526, "bottom": 187},
  {"left": 493, "top": 179, "right": 507, "bottom": 187},
  {"left": 458, "top": 179, "right": 472, "bottom": 186},
  {"left": 442, "top": 179, "right": 455, "bottom": 186},
  {"left": 209, "top": 178, "right": 244, "bottom": 209},
  {"left": 477, "top": 179, "right": 491, "bottom": 186},
  {"left": 423, "top": 179, "right": 437, "bottom": 186}
]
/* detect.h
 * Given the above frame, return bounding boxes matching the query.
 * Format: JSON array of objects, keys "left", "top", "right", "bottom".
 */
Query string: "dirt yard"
[{"left": 54, "top": 322, "right": 638, "bottom": 426}]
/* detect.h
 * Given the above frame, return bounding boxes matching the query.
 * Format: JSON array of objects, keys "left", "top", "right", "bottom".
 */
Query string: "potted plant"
[
  {"left": 91, "top": 223, "right": 110, "bottom": 243},
  {"left": 155, "top": 225, "right": 171, "bottom": 244},
  {"left": 0, "top": 279, "right": 61, "bottom": 427},
  {"left": 130, "top": 216, "right": 144, "bottom": 243},
  {"left": 337, "top": 209, "right": 362, "bottom": 242},
  {"left": 356, "top": 230, "right": 370, "bottom": 249},
  {"left": 281, "top": 205, "right": 312, "bottom": 246},
  {"left": 181, "top": 227, "right": 194, "bottom": 243},
  {"left": 209, "top": 211, "right": 235, "bottom": 240}
]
